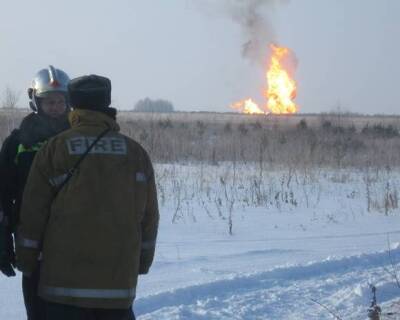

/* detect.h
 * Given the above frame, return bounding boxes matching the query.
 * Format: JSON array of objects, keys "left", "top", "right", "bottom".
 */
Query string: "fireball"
[{"left": 231, "top": 44, "right": 298, "bottom": 115}]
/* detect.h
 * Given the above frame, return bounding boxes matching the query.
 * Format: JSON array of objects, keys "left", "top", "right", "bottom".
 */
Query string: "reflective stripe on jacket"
[{"left": 14, "top": 142, "right": 45, "bottom": 164}]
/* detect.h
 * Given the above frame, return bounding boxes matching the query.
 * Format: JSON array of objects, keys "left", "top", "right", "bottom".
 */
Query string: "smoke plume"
[{"left": 193, "top": 0, "right": 289, "bottom": 65}]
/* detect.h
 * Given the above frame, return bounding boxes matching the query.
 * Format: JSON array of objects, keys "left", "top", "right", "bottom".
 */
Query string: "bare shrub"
[{"left": 1, "top": 86, "right": 20, "bottom": 109}]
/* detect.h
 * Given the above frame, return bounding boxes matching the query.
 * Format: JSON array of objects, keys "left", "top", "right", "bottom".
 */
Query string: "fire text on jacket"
[{"left": 66, "top": 136, "right": 127, "bottom": 155}]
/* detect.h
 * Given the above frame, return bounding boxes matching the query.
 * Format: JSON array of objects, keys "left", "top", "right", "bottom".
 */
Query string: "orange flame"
[
  {"left": 230, "top": 44, "right": 298, "bottom": 115},
  {"left": 266, "top": 44, "right": 297, "bottom": 114},
  {"left": 230, "top": 98, "right": 265, "bottom": 115}
]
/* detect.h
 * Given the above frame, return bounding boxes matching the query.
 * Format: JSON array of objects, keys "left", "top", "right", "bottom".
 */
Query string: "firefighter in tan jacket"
[{"left": 16, "top": 75, "right": 159, "bottom": 320}]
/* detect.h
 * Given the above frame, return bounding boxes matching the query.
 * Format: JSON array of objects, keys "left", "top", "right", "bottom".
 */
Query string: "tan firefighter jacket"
[{"left": 16, "top": 109, "right": 159, "bottom": 309}]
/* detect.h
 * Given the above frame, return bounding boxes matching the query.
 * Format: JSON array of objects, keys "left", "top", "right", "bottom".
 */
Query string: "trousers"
[
  {"left": 45, "top": 302, "right": 136, "bottom": 320},
  {"left": 22, "top": 266, "right": 46, "bottom": 320}
]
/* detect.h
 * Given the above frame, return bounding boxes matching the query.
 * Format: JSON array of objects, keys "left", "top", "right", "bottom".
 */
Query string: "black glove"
[
  {"left": 0, "top": 259, "right": 16, "bottom": 277},
  {"left": 0, "top": 225, "right": 16, "bottom": 277}
]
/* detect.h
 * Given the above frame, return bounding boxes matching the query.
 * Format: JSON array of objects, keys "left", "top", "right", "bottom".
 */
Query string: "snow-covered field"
[{"left": 1, "top": 163, "right": 400, "bottom": 319}]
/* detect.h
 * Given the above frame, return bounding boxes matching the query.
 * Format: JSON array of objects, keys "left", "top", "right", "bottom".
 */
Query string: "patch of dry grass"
[{"left": 2, "top": 109, "right": 400, "bottom": 169}]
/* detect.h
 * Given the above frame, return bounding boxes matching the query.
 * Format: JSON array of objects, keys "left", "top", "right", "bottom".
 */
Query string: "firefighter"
[
  {"left": 0, "top": 65, "right": 71, "bottom": 319},
  {"left": 16, "top": 75, "right": 159, "bottom": 320}
]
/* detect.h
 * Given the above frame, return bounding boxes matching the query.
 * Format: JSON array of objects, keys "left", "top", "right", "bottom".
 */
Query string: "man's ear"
[{"left": 27, "top": 88, "right": 33, "bottom": 99}]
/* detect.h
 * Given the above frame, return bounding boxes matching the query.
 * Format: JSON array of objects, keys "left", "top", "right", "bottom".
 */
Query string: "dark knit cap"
[{"left": 68, "top": 75, "right": 111, "bottom": 110}]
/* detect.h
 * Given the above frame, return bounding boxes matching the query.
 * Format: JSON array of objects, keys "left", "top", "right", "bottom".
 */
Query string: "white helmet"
[{"left": 28, "top": 65, "right": 70, "bottom": 112}]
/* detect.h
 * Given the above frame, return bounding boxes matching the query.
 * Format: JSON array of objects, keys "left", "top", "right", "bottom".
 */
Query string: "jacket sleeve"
[
  {"left": 15, "top": 144, "right": 54, "bottom": 275},
  {"left": 139, "top": 155, "right": 159, "bottom": 275},
  {"left": 0, "top": 131, "right": 19, "bottom": 232},
  {"left": 0, "top": 132, "right": 19, "bottom": 270}
]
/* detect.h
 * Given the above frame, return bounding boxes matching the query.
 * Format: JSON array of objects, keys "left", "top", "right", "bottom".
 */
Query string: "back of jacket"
[{"left": 16, "top": 109, "right": 159, "bottom": 309}]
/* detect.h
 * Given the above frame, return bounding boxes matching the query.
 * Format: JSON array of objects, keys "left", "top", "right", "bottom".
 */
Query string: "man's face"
[{"left": 40, "top": 92, "right": 67, "bottom": 118}]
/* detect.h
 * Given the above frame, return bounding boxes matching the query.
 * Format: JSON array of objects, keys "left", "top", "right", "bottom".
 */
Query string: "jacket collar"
[
  {"left": 68, "top": 109, "right": 120, "bottom": 132},
  {"left": 19, "top": 112, "right": 70, "bottom": 147}
]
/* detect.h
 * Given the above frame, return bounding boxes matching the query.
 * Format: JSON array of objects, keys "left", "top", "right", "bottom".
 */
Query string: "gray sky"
[{"left": 0, "top": 0, "right": 399, "bottom": 114}]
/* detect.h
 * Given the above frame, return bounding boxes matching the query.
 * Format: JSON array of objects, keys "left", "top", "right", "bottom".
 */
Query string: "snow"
[{"left": 1, "top": 164, "right": 400, "bottom": 319}]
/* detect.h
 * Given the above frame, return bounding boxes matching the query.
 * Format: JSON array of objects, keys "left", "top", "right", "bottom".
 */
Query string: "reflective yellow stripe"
[
  {"left": 42, "top": 286, "right": 136, "bottom": 299},
  {"left": 14, "top": 142, "right": 45, "bottom": 164}
]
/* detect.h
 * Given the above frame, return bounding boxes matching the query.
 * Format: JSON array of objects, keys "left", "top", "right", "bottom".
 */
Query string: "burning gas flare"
[
  {"left": 266, "top": 44, "right": 297, "bottom": 114},
  {"left": 231, "top": 98, "right": 264, "bottom": 114},
  {"left": 231, "top": 44, "right": 298, "bottom": 114}
]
